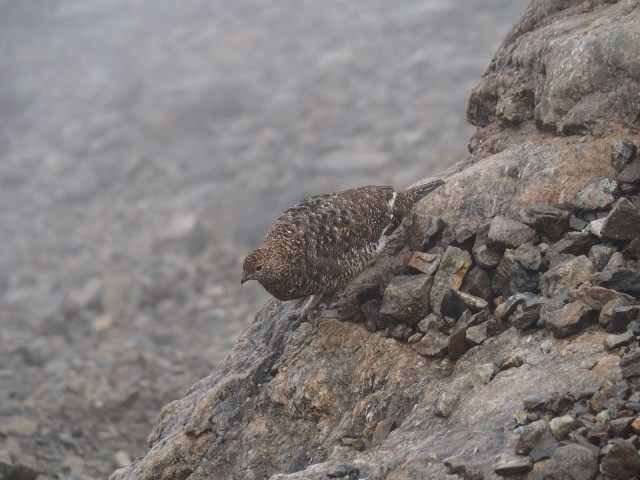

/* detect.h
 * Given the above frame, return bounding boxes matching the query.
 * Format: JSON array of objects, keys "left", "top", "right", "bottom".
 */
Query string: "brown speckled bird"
[{"left": 241, "top": 180, "right": 444, "bottom": 321}]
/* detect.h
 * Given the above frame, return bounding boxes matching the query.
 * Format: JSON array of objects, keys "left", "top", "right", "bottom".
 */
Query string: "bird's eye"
[{"left": 255, "top": 265, "right": 263, "bottom": 272}]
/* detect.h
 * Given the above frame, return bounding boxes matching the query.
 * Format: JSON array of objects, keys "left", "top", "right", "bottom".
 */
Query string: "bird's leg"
[{"left": 290, "top": 294, "right": 324, "bottom": 328}]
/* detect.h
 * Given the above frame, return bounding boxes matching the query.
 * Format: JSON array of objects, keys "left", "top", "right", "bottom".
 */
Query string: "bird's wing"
[{"left": 268, "top": 186, "right": 395, "bottom": 258}]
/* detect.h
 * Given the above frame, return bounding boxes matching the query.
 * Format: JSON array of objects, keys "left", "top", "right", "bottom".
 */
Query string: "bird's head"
[{"left": 241, "top": 249, "right": 272, "bottom": 285}]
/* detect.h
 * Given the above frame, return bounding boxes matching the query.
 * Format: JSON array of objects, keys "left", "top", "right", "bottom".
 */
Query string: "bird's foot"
[
  {"left": 288, "top": 294, "right": 324, "bottom": 329},
  {"left": 289, "top": 311, "right": 314, "bottom": 329}
]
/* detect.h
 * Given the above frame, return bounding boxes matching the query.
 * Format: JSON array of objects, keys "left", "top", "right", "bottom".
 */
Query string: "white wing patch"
[
  {"left": 388, "top": 190, "right": 398, "bottom": 209},
  {"left": 374, "top": 235, "right": 388, "bottom": 254}
]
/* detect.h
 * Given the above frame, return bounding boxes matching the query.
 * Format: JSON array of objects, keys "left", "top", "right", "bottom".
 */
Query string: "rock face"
[{"left": 112, "top": 1, "right": 640, "bottom": 479}]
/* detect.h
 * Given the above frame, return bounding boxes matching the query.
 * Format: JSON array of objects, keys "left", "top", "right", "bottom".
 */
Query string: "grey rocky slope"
[{"left": 110, "top": 1, "right": 640, "bottom": 479}]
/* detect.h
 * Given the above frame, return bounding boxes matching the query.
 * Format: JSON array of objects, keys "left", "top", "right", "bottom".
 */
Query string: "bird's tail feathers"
[{"left": 406, "top": 179, "right": 445, "bottom": 202}]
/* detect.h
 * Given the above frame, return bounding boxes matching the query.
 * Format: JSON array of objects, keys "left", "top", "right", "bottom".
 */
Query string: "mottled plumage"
[{"left": 241, "top": 181, "right": 443, "bottom": 310}]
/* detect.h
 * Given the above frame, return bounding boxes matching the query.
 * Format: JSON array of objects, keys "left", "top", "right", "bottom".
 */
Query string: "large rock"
[
  {"left": 619, "top": 159, "right": 640, "bottom": 185},
  {"left": 590, "top": 267, "right": 640, "bottom": 298},
  {"left": 515, "top": 419, "right": 558, "bottom": 461},
  {"left": 600, "top": 439, "right": 640, "bottom": 480},
  {"left": 487, "top": 216, "right": 538, "bottom": 251},
  {"left": 546, "top": 301, "right": 596, "bottom": 338},
  {"left": 601, "top": 197, "right": 640, "bottom": 240},
  {"left": 379, "top": 274, "right": 432, "bottom": 325},
  {"left": 529, "top": 443, "right": 597, "bottom": 480},
  {"left": 540, "top": 256, "right": 592, "bottom": 297},
  {"left": 611, "top": 139, "right": 637, "bottom": 172},
  {"left": 467, "top": 1, "right": 640, "bottom": 136},
  {"left": 572, "top": 177, "right": 617, "bottom": 211},
  {"left": 567, "top": 285, "right": 636, "bottom": 311},
  {"left": 519, "top": 204, "right": 570, "bottom": 241}
]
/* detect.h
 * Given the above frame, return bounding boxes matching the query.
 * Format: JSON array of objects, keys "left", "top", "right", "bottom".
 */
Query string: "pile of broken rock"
[{"left": 349, "top": 138, "right": 640, "bottom": 478}]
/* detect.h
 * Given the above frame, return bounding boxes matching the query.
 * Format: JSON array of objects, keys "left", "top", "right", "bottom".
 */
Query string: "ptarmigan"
[{"left": 241, "top": 180, "right": 444, "bottom": 322}]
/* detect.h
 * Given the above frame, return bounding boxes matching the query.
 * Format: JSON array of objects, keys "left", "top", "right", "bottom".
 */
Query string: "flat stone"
[
  {"left": 588, "top": 244, "right": 617, "bottom": 271},
  {"left": 536, "top": 444, "right": 597, "bottom": 480},
  {"left": 380, "top": 274, "right": 432, "bottom": 325},
  {"left": 547, "top": 301, "right": 596, "bottom": 338},
  {"left": 600, "top": 439, "right": 640, "bottom": 480},
  {"left": 473, "top": 244, "right": 502, "bottom": 269},
  {"left": 546, "top": 231, "right": 598, "bottom": 256},
  {"left": 456, "top": 291, "right": 488, "bottom": 312},
  {"left": 494, "top": 456, "right": 533, "bottom": 476},
  {"left": 434, "top": 391, "right": 459, "bottom": 418},
  {"left": 465, "top": 323, "right": 488, "bottom": 346},
  {"left": 568, "top": 285, "right": 635, "bottom": 311},
  {"left": 590, "top": 267, "right": 640, "bottom": 297},
  {"left": 404, "top": 251, "right": 441, "bottom": 276},
  {"left": 611, "top": 139, "right": 637, "bottom": 172},
  {"left": 604, "top": 330, "right": 634, "bottom": 351},
  {"left": 487, "top": 216, "right": 538, "bottom": 251},
  {"left": 519, "top": 205, "right": 570, "bottom": 240},
  {"left": 601, "top": 197, "right": 640, "bottom": 240},
  {"left": 523, "top": 393, "right": 549, "bottom": 411},
  {"left": 619, "top": 159, "right": 640, "bottom": 184},
  {"left": 414, "top": 331, "right": 449, "bottom": 358},
  {"left": 516, "top": 419, "right": 559, "bottom": 461},
  {"left": 541, "top": 255, "right": 592, "bottom": 297},
  {"left": 471, "top": 363, "right": 494, "bottom": 386},
  {"left": 573, "top": 178, "right": 617, "bottom": 210},
  {"left": 569, "top": 216, "right": 588, "bottom": 231},
  {"left": 620, "top": 350, "right": 640, "bottom": 380},
  {"left": 606, "top": 305, "right": 640, "bottom": 333},
  {"left": 549, "top": 415, "right": 575, "bottom": 440},
  {"left": 429, "top": 246, "right": 472, "bottom": 315}
]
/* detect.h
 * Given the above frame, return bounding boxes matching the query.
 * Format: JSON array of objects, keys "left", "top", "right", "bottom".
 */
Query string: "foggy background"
[{"left": 0, "top": 0, "right": 529, "bottom": 477}]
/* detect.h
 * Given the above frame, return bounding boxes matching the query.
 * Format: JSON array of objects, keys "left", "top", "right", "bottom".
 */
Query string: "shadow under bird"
[{"left": 241, "top": 180, "right": 444, "bottom": 323}]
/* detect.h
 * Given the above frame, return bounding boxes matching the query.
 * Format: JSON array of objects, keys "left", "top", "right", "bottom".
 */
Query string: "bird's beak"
[{"left": 240, "top": 271, "right": 251, "bottom": 285}]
